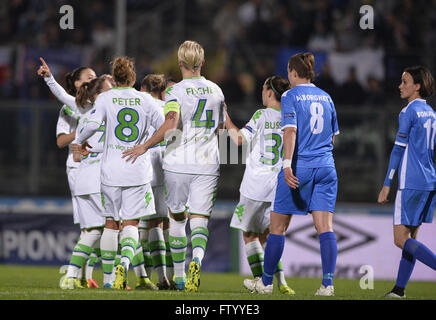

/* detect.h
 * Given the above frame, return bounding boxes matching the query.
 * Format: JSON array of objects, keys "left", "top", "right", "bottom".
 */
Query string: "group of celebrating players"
[{"left": 37, "top": 40, "right": 436, "bottom": 298}]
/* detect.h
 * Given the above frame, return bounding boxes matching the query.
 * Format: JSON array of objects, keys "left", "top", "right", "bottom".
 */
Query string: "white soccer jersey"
[
  {"left": 76, "top": 87, "right": 165, "bottom": 187},
  {"left": 56, "top": 104, "right": 80, "bottom": 169},
  {"left": 147, "top": 97, "right": 166, "bottom": 187},
  {"left": 239, "top": 107, "right": 283, "bottom": 201},
  {"left": 72, "top": 105, "right": 106, "bottom": 196},
  {"left": 163, "top": 77, "right": 225, "bottom": 176}
]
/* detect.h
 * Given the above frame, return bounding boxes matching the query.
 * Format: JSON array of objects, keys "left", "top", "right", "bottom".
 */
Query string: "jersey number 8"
[
  {"left": 115, "top": 108, "right": 139, "bottom": 142},
  {"left": 310, "top": 102, "right": 324, "bottom": 134}
]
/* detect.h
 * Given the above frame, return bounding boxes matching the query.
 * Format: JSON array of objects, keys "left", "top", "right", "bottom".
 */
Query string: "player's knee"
[{"left": 394, "top": 235, "right": 406, "bottom": 249}]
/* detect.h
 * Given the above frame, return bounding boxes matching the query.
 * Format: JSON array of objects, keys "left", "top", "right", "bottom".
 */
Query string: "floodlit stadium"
[{"left": 0, "top": 0, "right": 435, "bottom": 305}]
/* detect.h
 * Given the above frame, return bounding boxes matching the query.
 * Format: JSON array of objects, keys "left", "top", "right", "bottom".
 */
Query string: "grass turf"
[{"left": 0, "top": 265, "right": 435, "bottom": 300}]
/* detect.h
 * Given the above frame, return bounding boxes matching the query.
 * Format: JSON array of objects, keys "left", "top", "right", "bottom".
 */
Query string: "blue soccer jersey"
[
  {"left": 281, "top": 83, "right": 339, "bottom": 168},
  {"left": 394, "top": 98, "right": 436, "bottom": 190}
]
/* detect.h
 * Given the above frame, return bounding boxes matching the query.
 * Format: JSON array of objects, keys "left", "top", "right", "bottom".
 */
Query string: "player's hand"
[
  {"left": 122, "top": 144, "right": 148, "bottom": 164},
  {"left": 37, "top": 57, "right": 52, "bottom": 78},
  {"left": 377, "top": 186, "right": 390, "bottom": 204},
  {"left": 80, "top": 141, "right": 92, "bottom": 156},
  {"left": 284, "top": 167, "right": 299, "bottom": 189},
  {"left": 71, "top": 144, "right": 82, "bottom": 162}
]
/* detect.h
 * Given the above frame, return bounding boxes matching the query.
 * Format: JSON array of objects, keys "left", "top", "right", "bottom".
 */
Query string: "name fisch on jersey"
[
  {"left": 295, "top": 94, "right": 332, "bottom": 102},
  {"left": 416, "top": 111, "right": 436, "bottom": 118},
  {"left": 185, "top": 87, "right": 214, "bottom": 96}
]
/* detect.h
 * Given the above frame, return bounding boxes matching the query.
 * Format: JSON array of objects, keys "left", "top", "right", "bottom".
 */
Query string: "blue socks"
[
  {"left": 396, "top": 238, "right": 436, "bottom": 289},
  {"left": 319, "top": 232, "right": 337, "bottom": 287},
  {"left": 262, "top": 234, "right": 285, "bottom": 286}
]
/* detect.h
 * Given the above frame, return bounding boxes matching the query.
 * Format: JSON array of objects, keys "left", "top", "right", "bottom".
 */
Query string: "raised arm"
[{"left": 37, "top": 57, "right": 77, "bottom": 109}]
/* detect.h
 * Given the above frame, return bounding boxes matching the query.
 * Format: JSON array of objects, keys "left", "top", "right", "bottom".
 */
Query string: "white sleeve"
[
  {"left": 149, "top": 100, "right": 165, "bottom": 130},
  {"left": 56, "top": 106, "right": 70, "bottom": 137},
  {"left": 240, "top": 109, "right": 262, "bottom": 144},
  {"left": 44, "top": 75, "right": 78, "bottom": 110},
  {"left": 75, "top": 97, "right": 106, "bottom": 144}
]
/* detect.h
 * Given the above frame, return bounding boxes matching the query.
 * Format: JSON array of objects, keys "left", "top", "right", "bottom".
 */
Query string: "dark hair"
[
  {"left": 403, "top": 66, "right": 435, "bottom": 98},
  {"left": 288, "top": 52, "right": 315, "bottom": 82},
  {"left": 265, "top": 76, "right": 290, "bottom": 101},
  {"left": 165, "top": 76, "right": 177, "bottom": 87},
  {"left": 75, "top": 76, "right": 109, "bottom": 108},
  {"left": 141, "top": 74, "right": 167, "bottom": 95},
  {"left": 65, "top": 67, "right": 90, "bottom": 96},
  {"left": 111, "top": 56, "right": 136, "bottom": 86}
]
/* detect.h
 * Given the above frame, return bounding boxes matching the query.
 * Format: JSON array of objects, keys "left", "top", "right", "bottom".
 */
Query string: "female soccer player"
[
  {"left": 75, "top": 56, "right": 165, "bottom": 290},
  {"left": 139, "top": 74, "right": 174, "bottom": 289},
  {"left": 60, "top": 76, "right": 112, "bottom": 289},
  {"left": 122, "top": 40, "right": 226, "bottom": 292},
  {"left": 37, "top": 60, "right": 101, "bottom": 288},
  {"left": 378, "top": 66, "right": 436, "bottom": 298},
  {"left": 244, "top": 52, "right": 339, "bottom": 296},
  {"left": 225, "top": 75, "right": 295, "bottom": 295}
]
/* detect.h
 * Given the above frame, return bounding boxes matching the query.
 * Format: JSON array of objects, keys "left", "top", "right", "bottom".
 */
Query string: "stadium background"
[{"left": 0, "top": 0, "right": 435, "bottom": 284}]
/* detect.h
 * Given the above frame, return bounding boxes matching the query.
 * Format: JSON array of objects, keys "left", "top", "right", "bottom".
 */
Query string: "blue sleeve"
[
  {"left": 281, "top": 92, "right": 297, "bottom": 129},
  {"left": 331, "top": 103, "right": 339, "bottom": 135},
  {"left": 383, "top": 144, "right": 406, "bottom": 186},
  {"left": 395, "top": 110, "right": 413, "bottom": 147}
]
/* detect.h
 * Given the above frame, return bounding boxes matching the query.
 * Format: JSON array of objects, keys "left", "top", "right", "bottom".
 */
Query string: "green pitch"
[{"left": 0, "top": 265, "right": 435, "bottom": 300}]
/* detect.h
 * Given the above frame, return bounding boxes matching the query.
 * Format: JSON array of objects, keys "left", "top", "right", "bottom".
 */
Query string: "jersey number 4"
[{"left": 192, "top": 99, "right": 215, "bottom": 130}]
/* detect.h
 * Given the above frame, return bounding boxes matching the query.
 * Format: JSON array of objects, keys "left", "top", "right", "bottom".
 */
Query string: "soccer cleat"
[
  {"left": 243, "top": 277, "right": 273, "bottom": 294},
  {"left": 384, "top": 291, "right": 406, "bottom": 299},
  {"left": 185, "top": 258, "right": 201, "bottom": 292},
  {"left": 174, "top": 278, "right": 186, "bottom": 291},
  {"left": 60, "top": 277, "right": 76, "bottom": 290},
  {"left": 315, "top": 285, "right": 335, "bottom": 296},
  {"left": 279, "top": 283, "right": 296, "bottom": 295},
  {"left": 135, "top": 276, "right": 158, "bottom": 290},
  {"left": 103, "top": 283, "right": 113, "bottom": 289},
  {"left": 88, "top": 278, "right": 99, "bottom": 288},
  {"left": 79, "top": 278, "right": 89, "bottom": 288},
  {"left": 169, "top": 280, "right": 178, "bottom": 290},
  {"left": 156, "top": 278, "right": 171, "bottom": 290},
  {"left": 113, "top": 263, "right": 128, "bottom": 290}
]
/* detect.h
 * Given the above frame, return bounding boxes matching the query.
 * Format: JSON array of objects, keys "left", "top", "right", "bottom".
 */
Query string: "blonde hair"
[{"left": 177, "top": 40, "right": 204, "bottom": 72}]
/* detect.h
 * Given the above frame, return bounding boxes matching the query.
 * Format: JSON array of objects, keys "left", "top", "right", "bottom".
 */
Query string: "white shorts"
[
  {"left": 230, "top": 194, "right": 271, "bottom": 233},
  {"left": 101, "top": 183, "right": 155, "bottom": 221},
  {"left": 141, "top": 185, "right": 169, "bottom": 222},
  {"left": 164, "top": 170, "right": 218, "bottom": 217},
  {"left": 75, "top": 193, "right": 106, "bottom": 229},
  {"left": 66, "top": 166, "right": 80, "bottom": 225}
]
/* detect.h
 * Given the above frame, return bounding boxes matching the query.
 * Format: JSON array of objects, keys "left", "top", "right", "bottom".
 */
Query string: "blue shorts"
[
  {"left": 394, "top": 189, "right": 436, "bottom": 226},
  {"left": 272, "top": 167, "right": 337, "bottom": 215}
]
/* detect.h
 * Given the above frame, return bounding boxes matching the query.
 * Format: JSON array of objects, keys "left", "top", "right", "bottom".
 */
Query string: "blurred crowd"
[{"left": 1, "top": 0, "right": 435, "bottom": 108}]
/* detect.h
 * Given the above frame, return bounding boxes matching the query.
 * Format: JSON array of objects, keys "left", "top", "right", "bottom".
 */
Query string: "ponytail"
[
  {"left": 288, "top": 52, "right": 315, "bottom": 82},
  {"left": 75, "top": 76, "right": 109, "bottom": 108},
  {"left": 65, "top": 67, "right": 89, "bottom": 96},
  {"left": 265, "top": 75, "right": 290, "bottom": 101}
]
